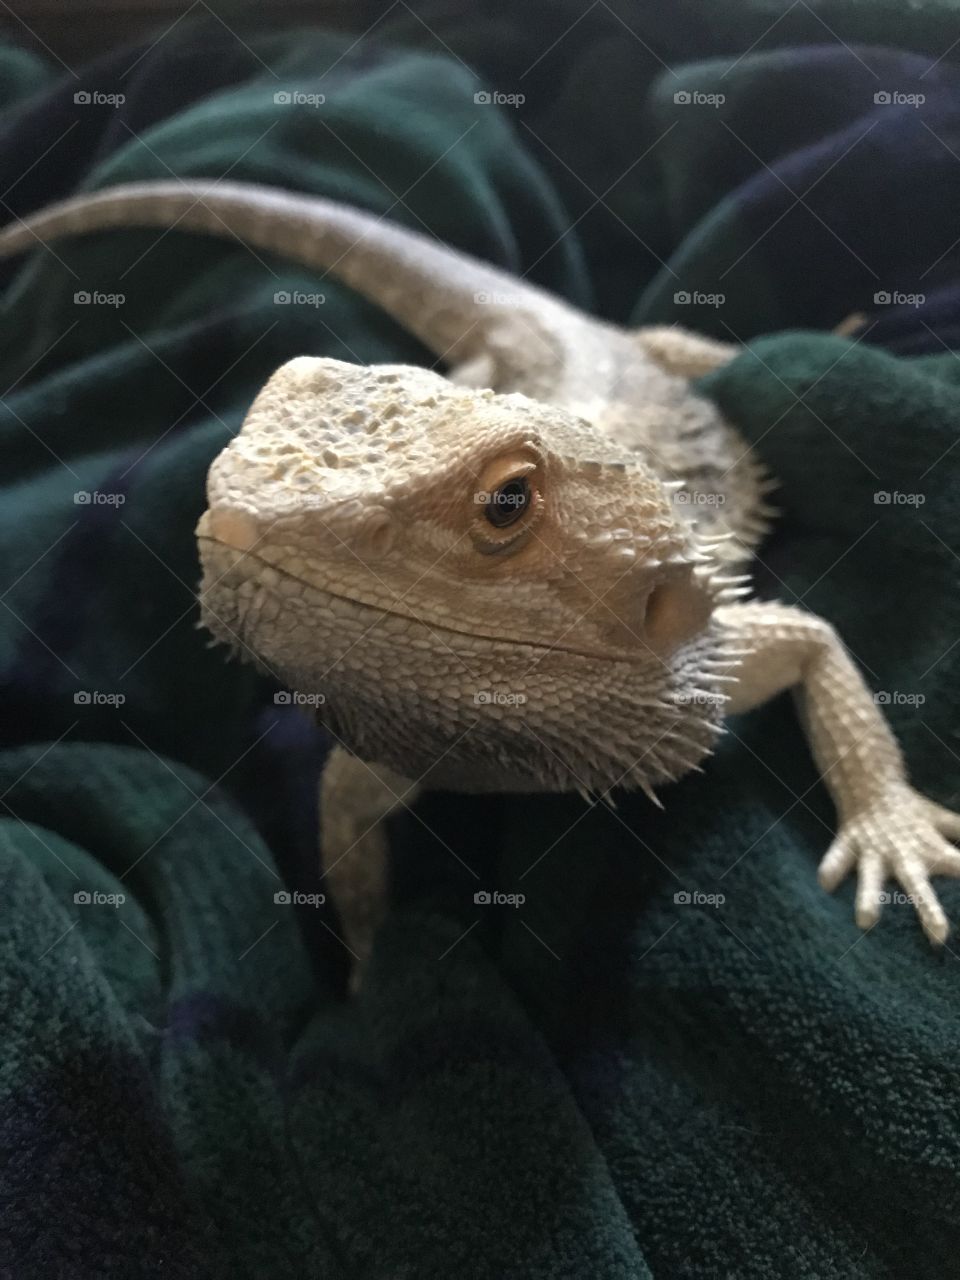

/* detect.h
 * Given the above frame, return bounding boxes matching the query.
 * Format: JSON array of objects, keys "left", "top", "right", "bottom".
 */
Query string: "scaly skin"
[
  {"left": 3, "top": 180, "right": 958, "bottom": 972},
  {"left": 197, "top": 358, "right": 742, "bottom": 796}
]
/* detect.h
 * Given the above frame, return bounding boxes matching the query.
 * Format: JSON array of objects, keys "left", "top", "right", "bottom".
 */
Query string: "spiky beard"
[
  {"left": 304, "top": 603, "right": 747, "bottom": 803},
  {"left": 198, "top": 535, "right": 751, "bottom": 802}
]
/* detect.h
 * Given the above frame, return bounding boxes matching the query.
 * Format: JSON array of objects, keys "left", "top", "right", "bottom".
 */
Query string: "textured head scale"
[{"left": 197, "top": 357, "right": 739, "bottom": 795}]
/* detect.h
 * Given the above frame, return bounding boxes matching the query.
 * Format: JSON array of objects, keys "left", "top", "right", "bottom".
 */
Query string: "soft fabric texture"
[{"left": 1, "top": 4, "right": 959, "bottom": 1276}]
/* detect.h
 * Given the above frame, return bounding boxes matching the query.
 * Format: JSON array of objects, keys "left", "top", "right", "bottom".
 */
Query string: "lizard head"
[{"left": 197, "top": 357, "right": 742, "bottom": 797}]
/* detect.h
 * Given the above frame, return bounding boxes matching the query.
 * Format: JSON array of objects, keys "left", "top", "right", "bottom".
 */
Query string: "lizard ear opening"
[{"left": 644, "top": 572, "right": 713, "bottom": 653}]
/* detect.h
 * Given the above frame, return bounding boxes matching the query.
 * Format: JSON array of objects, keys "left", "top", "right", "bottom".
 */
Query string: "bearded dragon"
[{"left": 3, "top": 180, "right": 959, "bottom": 974}]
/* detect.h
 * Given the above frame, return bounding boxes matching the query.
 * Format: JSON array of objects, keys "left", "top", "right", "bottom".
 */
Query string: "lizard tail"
[{"left": 0, "top": 180, "right": 561, "bottom": 369}]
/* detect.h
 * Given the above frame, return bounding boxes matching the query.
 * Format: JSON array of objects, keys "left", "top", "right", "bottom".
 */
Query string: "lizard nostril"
[
  {"left": 362, "top": 512, "right": 395, "bottom": 556},
  {"left": 645, "top": 574, "right": 712, "bottom": 653}
]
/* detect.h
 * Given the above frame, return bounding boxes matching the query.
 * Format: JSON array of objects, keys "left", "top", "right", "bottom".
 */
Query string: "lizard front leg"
[
  {"left": 634, "top": 327, "right": 739, "bottom": 379},
  {"left": 717, "top": 601, "right": 960, "bottom": 943},
  {"left": 320, "top": 747, "right": 420, "bottom": 989}
]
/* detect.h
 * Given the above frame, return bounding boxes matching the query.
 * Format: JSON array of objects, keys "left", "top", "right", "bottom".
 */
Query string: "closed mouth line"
[{"left": 198, "top": 533, "right": 675, "bottom": 664}]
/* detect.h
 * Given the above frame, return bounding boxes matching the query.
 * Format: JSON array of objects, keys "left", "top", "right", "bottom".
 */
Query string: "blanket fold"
[{"left": 2, "top": 5, "right": 959, "bottom": 1276}]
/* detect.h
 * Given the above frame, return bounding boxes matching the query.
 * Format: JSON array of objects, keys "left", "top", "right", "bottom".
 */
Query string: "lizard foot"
[{"left": 818, "top": 785, "right": 960, "bottom": 945}]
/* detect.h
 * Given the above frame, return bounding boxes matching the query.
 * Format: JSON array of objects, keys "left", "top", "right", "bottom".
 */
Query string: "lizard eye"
[
  {"left": 472, "top": 451, "right": 543, "bottom": 552},
  {"left": 485, "top": 477, "right": 530, "bottom": 528}
]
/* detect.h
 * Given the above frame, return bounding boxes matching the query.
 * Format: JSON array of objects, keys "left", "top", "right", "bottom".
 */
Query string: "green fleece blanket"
[{"left": 2, "top": 3, "right": 960, "bottom": 1277}]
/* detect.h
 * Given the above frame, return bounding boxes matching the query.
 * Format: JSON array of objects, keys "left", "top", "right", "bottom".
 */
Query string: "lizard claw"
[{"left": 817, "top": 785, "right": 960, "bottom": 945}]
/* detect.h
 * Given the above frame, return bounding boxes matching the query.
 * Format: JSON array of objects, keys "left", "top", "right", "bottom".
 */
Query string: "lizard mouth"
[{"left": 197, "top": 532, "right": 717, "bottom": 667}]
